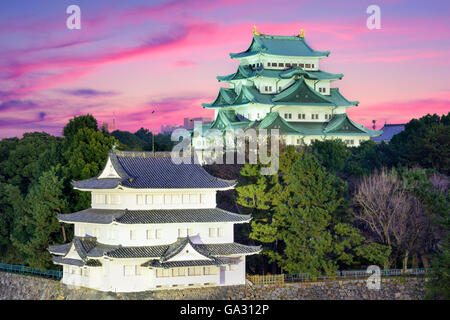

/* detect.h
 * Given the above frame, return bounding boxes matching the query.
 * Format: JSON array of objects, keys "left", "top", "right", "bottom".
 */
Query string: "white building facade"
[{"left": 49, "top": 150, "right": 260, "bottom": 292}]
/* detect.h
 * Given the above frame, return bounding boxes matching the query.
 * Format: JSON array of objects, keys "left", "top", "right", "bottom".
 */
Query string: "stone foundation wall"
[{"left": 0, "top": 272, "right": 426, "bottom": 300}]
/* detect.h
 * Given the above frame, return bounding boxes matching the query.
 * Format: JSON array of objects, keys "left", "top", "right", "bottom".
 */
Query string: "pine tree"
[{"left": 10, "top": 167, "right": 67, "bottom": 269}]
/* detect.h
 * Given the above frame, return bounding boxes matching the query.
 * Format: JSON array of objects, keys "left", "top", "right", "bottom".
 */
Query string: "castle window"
[
  {"left": 209, "top": 228, "right": 217, "bottom": 238},
  {"left": 286, "top": 63, "right": 291, "bottom": 67},
  {"left": 189, "top": 194, "right": 200, "bottom": 204},
  {"left": 312, "top": 64, "right": 315, "bottom": 68},
  {"left": 178, "top": 228, "right": 187, "bottom": 238},
  {"left": 110, "top": 194, "right": 120, "bottom": 205},
  {"left": 300, "top": 63, "right": 304, "bottom": 68},
  {"left": 146, "top": 195, "right": 153, "bottom": 204},
  {"left": 292, "top": 63, "right": 297, "bottom": 67},
  {"left": 289, "top": 113, "right": 292, "bottom": 119},
  {"left": 155, "top": 229, "right": 162, "bottom": 239},
  {"left": 146, "top": 229, "right": 154, "bottom": 239},
  {"left": 130, "top": 230, "right": 136, "bottom": 240},
  {"left": 136, "top": 194, "right": 144, "bottom": 205},
  {"left": 279, "top": 63, "right": 284, "bottom": 67},
  {"left": 218, "top": 228, "right": 224, "bottom": 238},
  {"left": 96, "top": 194, "right": 107, "bottom": 204},
  {"left": 188, "top": 228, "right": 194, "bottom": 236},
  {"left": 306, "top": 64, "right": 311, "bottom": 68},
  {"left": 297, "top": 139, "right": 301, "bottom": 144},
  {"left": 123, "top": 265, "right": 136, "bottom": 276}
]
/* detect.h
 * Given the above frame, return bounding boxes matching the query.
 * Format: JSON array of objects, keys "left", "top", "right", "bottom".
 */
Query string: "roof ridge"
[{"left": 113, "top": 150, "right": 174, "bottom": 158}]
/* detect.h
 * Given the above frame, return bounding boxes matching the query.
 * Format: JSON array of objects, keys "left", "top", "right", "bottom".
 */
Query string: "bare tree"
[{"left": 352, "top": 168, "right": 435, "bottom": 270}]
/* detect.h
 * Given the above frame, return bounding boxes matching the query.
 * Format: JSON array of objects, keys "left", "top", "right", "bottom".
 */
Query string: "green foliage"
[
  {"left": 0, "top": 132, "right": 60, "bottom": 194},
  {"left": 62, "top": 127, "right": 117, "bottom": 211},
  {"left": 111, "top": 130, "right": 144, "bottom": 150},
  {"left": 343, "top": 140, "right": 385, "bottom": 176},
  {"left": 310, "top": 139, "right": 350, "bottom": 173},
  {"left": 238, "top": 148, "right": 369, "bottom": 275},
  {"left": 355, "top": 243, "right": 392, "bottom": 268},
  {"left": 62, "top": 114, "right": 98, "bottom": 141},
  {"left": 10, "top": 167, "right": 67, "bottom": 269},
  {"left": 388, "top": 113, "right": 450, "bottom": 175}
]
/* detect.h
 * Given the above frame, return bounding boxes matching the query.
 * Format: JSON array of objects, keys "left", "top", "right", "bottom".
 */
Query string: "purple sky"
[{"left": 0, "top": 0, "right": 449, "bottom": 138}]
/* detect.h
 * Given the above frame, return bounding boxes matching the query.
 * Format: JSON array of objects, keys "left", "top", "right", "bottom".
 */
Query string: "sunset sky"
[{"left": 0, "top": 0, "right": 449, "bottom": 138}]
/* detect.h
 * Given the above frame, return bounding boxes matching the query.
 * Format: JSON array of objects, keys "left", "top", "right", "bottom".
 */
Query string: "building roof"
[
  {"left": 72, "top": 150, "right": 236, "bottom": 190},
  {"left": 203, "top": 78, "right": 357, "bottom": 109},
  {"left": 57, "top": 208, "right": 251, "bottom": 225},
  {"left": 217, "top": 65, "right": 343, "bottom": 82},
  {"left": 48, "top": 237, "right": 261, "bottom": 261},
  {"left": 371, "top": 124, "right": 405, "bottom": 142},
  {"left": 142, "top": 257, "right": 232, "bottom": 268},
  {"left": 230, "top": 34, "right": 330, "bottom": 59},
  {"left": 202, "top": 111, "right": 382, "bottom": 137}
]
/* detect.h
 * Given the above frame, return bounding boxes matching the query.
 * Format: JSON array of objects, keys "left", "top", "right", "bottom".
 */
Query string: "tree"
[
  {"left": 236, "top": 146, "right": 302, "bottom": 273},
  {"left": 62, "top": 127, "right": 117, "bottom": 211},
  {"left": 352, "top": 168, "right": 439, "bottom": 269},
  {"left": 62, "top": 114, "right": 98, "bottom": 142},
  {"left": 310, "top": 139, "right": 350, "bottom": 173},
  {"left": 0, "top": 132, "right": 59, "bottom": 194},
  {"left": 237, "top": 148, "right": 376, "bottom": 275},
  {"left": 111, "top": 130, "right": 143, "bottom": 150},
  {"left": 388, "top": 113, "right": 450, "bottom": 175},
  {"left": 269, "top": 153, "right": 366, "bottom": 275},
  {"left": 10, "top": 167, "right": 67, "bottom": 269},
  {"left": 343, "top": 140, "right": 386, "bottom": 177}
]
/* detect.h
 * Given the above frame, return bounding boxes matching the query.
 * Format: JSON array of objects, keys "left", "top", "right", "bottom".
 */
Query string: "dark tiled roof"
[
  {"left": 142, "top": 257, "right": 229, "bottom": 268},
  {"left": 106, "top": 245, "right": 168, "bottom": 258},
  {"left": 161, "top": 237, "right": 212, "bottom": 262},
  {"left": 200, "top": 242, "right": 261, "bottom": 256},
  {"left": 49, "top": 237, "right": 260, "bottom": 260},
  {"left": 48, "top": 243, "right": 72, "bottom": 255},
  {"left": 52, "top": 256, "right": 85, "bottom": 267},
  {"left": 72, "top": 150, "right": 236, "bottom": 190},
  {"left": 371, "top": 124, "right": 405, "bottom": 142},
  {"left": 57, "top": 208, "right": 251, "bottom": 224},
  {"left": 52, "top": 256, "right": 102, "bottom": 267}
]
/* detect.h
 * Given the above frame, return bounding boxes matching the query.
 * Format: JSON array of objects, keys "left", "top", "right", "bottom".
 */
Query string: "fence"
[
  {"left": 247, "top": 268, "right": 430, "bottom": 285},
  {"left": 0, "top": 262, "right": 62, "bottom": 279}
]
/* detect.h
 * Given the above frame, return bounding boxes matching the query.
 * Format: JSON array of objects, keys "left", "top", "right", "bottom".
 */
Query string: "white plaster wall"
[
  {"left": 74, "top": 221, "right": 236, "bottom": 246},
  {"left": 91, "top": 189, "right": 217, "bottom": 210},
  {"left": 61, "top": 255, "right": 247, "bottom": 292},
  {"left": 243, "top": 55, "right": 321, "bottom": 71},
  {"left": 274, "top": 106, "right": 335, "bottom": 122}
]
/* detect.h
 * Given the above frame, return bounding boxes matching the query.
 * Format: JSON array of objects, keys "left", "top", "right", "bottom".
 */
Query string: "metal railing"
[
  {"left": 247, "top": 268, "right": 429, "bottom": 285},
  {"left": 0, "top": 262, "right": 62, "bottom": 279}
]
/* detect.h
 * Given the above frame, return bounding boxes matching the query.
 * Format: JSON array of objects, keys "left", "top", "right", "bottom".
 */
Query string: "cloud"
[
  {"left": 0, "top": 99, "right": 39, "bottom": 112},
  {"left": 61, "top": 88, "right": 119, "bottom": 98}
]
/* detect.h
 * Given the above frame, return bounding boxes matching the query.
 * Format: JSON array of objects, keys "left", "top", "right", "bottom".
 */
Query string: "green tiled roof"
[
  {"left": 218, "top": 65, "right": 343, "bottom": 82},
  {"left": 230, "top": 34, "right": 330, "bottom": 58},
  {"left": 272, "top": 78, "right": 332, "bottom": 105},
  {"left": 257, "top": 112, "right": 302, "bottom": 134},
  {"left": 324, "top": 113, "right": 382, "bottom": 136},
  {"left": 204, "top": 78, "right": 356, "bottom": 109}
]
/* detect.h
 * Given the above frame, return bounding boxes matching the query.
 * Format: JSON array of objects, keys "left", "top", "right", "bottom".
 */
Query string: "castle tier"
[
  {"left": 48, "top": 150, "right": 260, "bottom": 292},
  {"left": 200, "top": 31, "right": 382, "bottom": 146}
]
